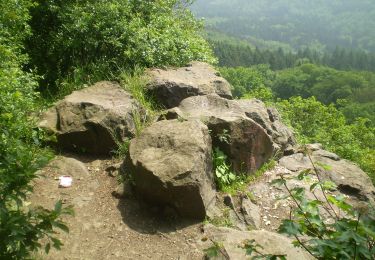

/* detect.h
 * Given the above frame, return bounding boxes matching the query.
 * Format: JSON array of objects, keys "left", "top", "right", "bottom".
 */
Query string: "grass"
[
  {"left": 221, "top": 159, "right": 277, "bottom": 195},
  {"left": 204, "top": 208, "right": 234, "bottom": 228}
]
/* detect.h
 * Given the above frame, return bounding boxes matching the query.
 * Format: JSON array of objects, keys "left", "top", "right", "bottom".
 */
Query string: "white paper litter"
[{"left": 59, "top": 176, "right": 73, "bottom": 188}]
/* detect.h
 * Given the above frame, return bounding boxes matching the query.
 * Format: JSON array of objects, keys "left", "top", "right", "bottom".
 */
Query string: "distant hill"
[{"left": 191, "top": 0, "right": 375, "bottom": 53}]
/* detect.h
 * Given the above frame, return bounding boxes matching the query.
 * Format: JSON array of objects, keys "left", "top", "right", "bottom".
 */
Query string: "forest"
[
  {"left": 1, "top": 0, "right": 374, "bottom": 258},
  {"left": 191, "top": 0, "right": 375, "bottom": 53}
]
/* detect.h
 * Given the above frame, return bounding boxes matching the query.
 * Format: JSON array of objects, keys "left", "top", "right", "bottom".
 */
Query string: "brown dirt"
[{"left": 29, "top": 153, "right": 206, "bottom": 260}]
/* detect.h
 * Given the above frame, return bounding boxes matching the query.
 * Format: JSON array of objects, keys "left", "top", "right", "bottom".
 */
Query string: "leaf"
[
  {"left": 51, "top": 237, "right": 63, "bottom": 250},
  {"left": 297, "top": 169, "right": 311, "bottom": 180},
  {"left": 45, "top": 243, "right": 51, "bottom": 254},
  {"left": 53, "top": 222, "right": 69, "bottom": 233},
  {"left": 316, "top": 162, "right": 332, "bottom": 171},
  {"left": 54, "top": 200, "right": 62, "bottom": 213},
  {"left": 271, "top": 178, "right": 286, "bottom": 186},
  {"left": 310, "top": 182, "right": 319, "bottom": 191},
  {"left": 278, "top": 220, "right": 301, "bottom": 236}
]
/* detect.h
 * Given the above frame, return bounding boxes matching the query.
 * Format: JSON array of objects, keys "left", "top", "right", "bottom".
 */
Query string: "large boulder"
[
  {"left": 163, "top": 94, "right": 279, "bottom": 174},
  {"left": 237, "top": 99, "right": 296, "bottom": 153},
  {"left": 201, "top": 225, "right": 313, "bottom": 259},
  {"left": 146, "top": 62, "right": 233, "bottom": 108},
  {"left": 279, "top": 145, "right": 375, "bottom": 202},
  {"left": 125, "top": 119, "right": 216, "bottom": 219},
  {"left": 39, "top": 81, "right": 145, "bottom": 154}
]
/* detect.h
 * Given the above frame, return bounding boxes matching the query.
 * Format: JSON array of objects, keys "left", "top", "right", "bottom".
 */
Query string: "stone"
[
  {"left": 39, "top": 81, "right": 145, "bottom": 154},
  {"left": 163, "top": 94, "right": 274, "bottom": 174},
  {"left": 279, "top": 148, "right": 375, "bottom": 202},
  {"left": 240, "top": 197, "right": 261, "bottom": 229},
  {"left": 202, "top": 225, "right": 313, "bottom": 259},
  {"left": 48, "top": 156, "right": 90, "bottom": 178},
  {"left": 124, "top": 119, "right": 216, "bottom": 219},
  {"left": 236, "top": 99, "right": 296, "bottom": 153},
  {"left": 146, "top": 62, "right": 232, "bottom": 108}
]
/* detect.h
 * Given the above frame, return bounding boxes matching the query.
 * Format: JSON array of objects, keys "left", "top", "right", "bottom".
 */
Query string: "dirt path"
[{"left": 29, "top": 154, "right": 205, "bottom": 260}]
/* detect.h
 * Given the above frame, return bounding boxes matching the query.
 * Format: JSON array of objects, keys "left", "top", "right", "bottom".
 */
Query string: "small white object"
[{"left": 59, "top": 176, "right": 73, "bottom": 188}]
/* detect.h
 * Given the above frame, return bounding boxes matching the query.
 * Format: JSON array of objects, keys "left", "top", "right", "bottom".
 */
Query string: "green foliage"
[
  {"left": 272, "top": 152, "right": 375, "bottom": 259},
  {"left": 273, "top": 63, "right": 375, "bottom": 106},
  {"left": 120, "top": 68, "right": 161, "bottom": 137},
  {"left": 1, "top": 0, "right": 71, "bottom": 257},
  {"left": 192, "top": 0, "right": 375, "bottom": 53},
  {"left": 219, "top": 65, "right": 275, "bottom": 98},
  {"left": 204, "top": 241, "right": 225, "bottom": 258},
  {"left": 241, "top": 239, "right": 286, "bottom": 260},
  {"left": 27, "top": 0, "right": 216, "bottom": 94},
  {"left": 277, "top": 96, "right": 375, "bottom": 183},
  {"left": 205, "top": 208, "right": 234, "bottom": 228},
  {"left": 219, "top": 63, "right": 375, "bottom": 183},
  {"left": 213, "top": 148, "right": 236, "bottom": 190}
]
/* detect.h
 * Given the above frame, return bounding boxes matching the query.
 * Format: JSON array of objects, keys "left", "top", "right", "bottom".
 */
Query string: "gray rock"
[
  {"left": 48, "top": 156, "right": 90, "bottom": 178},
  {"left": 146, "top": 62, "right": 232, "bottom": 108},
  {"left": 240, "top": 197, "right": 261, "bottom": 229},
  {"left": 237, "top": 99, "right": 296, "bottom": 153},
  {"left": 39, "top": 81, "right": 145, "bottom": 154},
  {"left": 279, "top": 148, "right": 375, "bottom": 202},
  {"left": 163, "top": 94, "right": 274, "bottom": 174},
  {"left": 125, "top": 119, "right": 216, "bottom": 219},
  {"left": 202, "top": 225, "right": 313, "bottom": 259}
]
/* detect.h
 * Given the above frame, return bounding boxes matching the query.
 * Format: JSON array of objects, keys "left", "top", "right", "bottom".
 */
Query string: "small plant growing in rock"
[
  {"left": 217, "top": 129, "right": 231, "bottom": 144},
  {"left": 205, "top": 208, "right": 234, "bottom": 228},
  {"left": 115, "top": 137, "right": 131, "bottom": 158},
  {"left": 272, "top": 149, "right": 375, "bottom": 260},
  {"left": 204, "top": 240, "right": 229, "bottom": 259},
  {"left": 240, "top": 239, "right": 286, "bottom": 259},
  {"left": 213, "top": 148, "right": 236, "bottom": 189}
]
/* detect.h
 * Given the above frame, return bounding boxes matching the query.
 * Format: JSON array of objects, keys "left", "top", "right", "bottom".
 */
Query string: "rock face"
[
  {"left": 279, "top": 145, "right": 375, "bottom": 202},
  {"left": 146, "top": 62, "right": 233, "bottom": 108},
  {"left": 236, "top": 99, "right": 296, "bottom": 153},
  {"left": 39, "top": 81, "right": 145, "bottom": 154},
  {"left": 162, "top": 94, "right": 293, "bottom": 174},
  {"left": 125, "top": 119, "right": 216, "bottom": 219},
  {"left": 202, "top": 225, "right": 313, "bottom": 259}
]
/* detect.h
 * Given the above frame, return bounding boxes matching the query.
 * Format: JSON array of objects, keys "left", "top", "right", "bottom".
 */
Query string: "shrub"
[
  {"left": 272, "top": 150, "right": 375, "bottom": 259},
  {"left": 1, "top": 1, "right": 71, "bottom": 257},
  {"left": 276, "top": 96, "right": 375, "bottom": 183},
  {"left": 27, "top": 0, "right": 216, "bottom": 94}
]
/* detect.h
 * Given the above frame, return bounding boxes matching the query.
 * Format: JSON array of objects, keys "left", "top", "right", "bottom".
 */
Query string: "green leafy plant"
[
  {"left": 115, "top": 138, "right": 131, "bottom": 159},
  {"left": 240, "top": 239, "right": 286, "bottom": 259},
  {"left": 1, "top": 1, "right": 72, "bottom": 257},
  {"left": 27, "top": 0, "right": 216, "bottom": 94},
  {"left": 213, "top": 148, "right": 236, "bottom": 190},
  {"left": 204, "top": 208, "right": 234, "bottom": 228},
  {"left": 217, "top": 129, "right": 231, "bottom": 144},
  {"left": 272, "top": 149, "right": 375, "bottom": 259},
  {"left": 204, "top": 240, "right": 229, "bottom": 259}
]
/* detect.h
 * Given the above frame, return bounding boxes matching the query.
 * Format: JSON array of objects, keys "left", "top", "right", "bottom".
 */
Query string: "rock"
[
  {"left": 202, "top": 225, "right": 313, "bottom": 259},
  {"left": 147, "top": 62, "right": 233, "bottom": 108},
  {"left": 240, "top": 197, "right": 261, "bottom": 229},
  {"left": 236, "top": 99, "right": 296, "bottom": 153},
  {"left": 39, "top": 81, "right": 145, "bottom": 154},
  {"left": 48, "top": 156, "right": 90, "bottom": 178},
  {"left": 125, "top": 119, "right": 216, "bottom": 219},
  {"left": 305, "top": 143, "right": 323, "bottom": 151},
  {"left": 223, "top": 195, "right": 235, "bottom": 209},
  {"left": 279, "top": 148, "right": 375, "bottom": 202},
  {"left": 163, "top": 94, "right": 274, "bottom": 174}
]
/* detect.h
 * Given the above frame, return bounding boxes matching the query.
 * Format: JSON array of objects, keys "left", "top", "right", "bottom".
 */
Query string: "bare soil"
[{"left": 29, "top": 153, "right": 206, "bottom": 260}]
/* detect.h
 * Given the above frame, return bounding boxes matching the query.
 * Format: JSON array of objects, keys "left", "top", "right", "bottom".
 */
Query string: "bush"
[
  {"left": 277, "top": 96, "right": 375, "bottom": 183},
  {"left": 1, "top": 1, "right": 71, "bottom": 257},
  {"left": 272, "top": 150, "right": 375, "bottom": 259},
  {"left": 219, "top": 65, "right": 275, "bottom": 98},
  {"left": 27, "top": 0, "right": 216, "bottom": 94}
]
